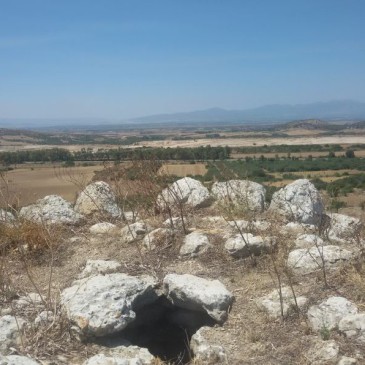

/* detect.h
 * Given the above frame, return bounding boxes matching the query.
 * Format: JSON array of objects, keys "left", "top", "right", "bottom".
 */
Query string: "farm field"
[{"left": 159, "top": 163, "right": 207, "bottom": 177}]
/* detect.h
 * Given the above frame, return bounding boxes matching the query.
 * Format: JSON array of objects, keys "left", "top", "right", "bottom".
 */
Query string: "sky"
[{"left": 0, "top": 0, "right": 365, "bottom": 120}]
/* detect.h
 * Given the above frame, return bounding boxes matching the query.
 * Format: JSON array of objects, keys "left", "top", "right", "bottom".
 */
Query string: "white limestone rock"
[
  {"left": 78, "top": 259, "right": 122, "bottom": 279},
  {"left": 327, "top": 213, "right": 362, "bottom": 243},
  {"left": 306, "top": 339, "right": 340, "bottom": 365},
  {"left": 0, "top": 355, "right": 40, "bottom": 365},
  {"left": 157, "top": 177, "right": 212, "bottom": 209},
  {"left": 163, "top": 273, "right": 234, "bottom": 323},
  {"left": 89, "top": 222, "right": 117, "bottom": 235},
  {"left": 295, "top": 234, "right": 325, "bottom": 249},
  {"left": 225, "top": 233, "right": 271, "bottom": 258},
  {"left": 34, "top": 311, "right": 54, "bottom": 326},
  {"left": 75, "top": 181, "right": 122, "bottom": 218},
  {"left": 142, "top": 228, "right": 175, "bottom": 250},
  {"left": 256, "top": 286, "right": 307, "bottom": 318},
  {"left": 339, "top": 313, "right": 365, "bottom": 342},
  {"left": 0, "top": 209, "right": 15, "bottom": 224},
  {"left": 307, "top": 297, "right": 358, "bottom": 332},
  {"left": 269, "top": 179, "right": 324, "bottom": 225},
  {"left": 61, "top": 273, "right": 158, "bottom": 337},
  {"left": 120, "top": 222, "right": 150, "bottom": 244},
  {"left": 212, "top": 180, "right": 266, "bottom": 212},
  {"left": 0, "top": 315, "right": 26, "bottom": 353},
  {"left": 287, "top": 246, "right": 353, "bottom": 275},
  {"left": 338, "top": 356, "right": 358, "bottom": 365},
  {"left": 179, "top": 231, "right": 211, "bottom": 258},
  {"left": 19, "top": 195, "right": 83, "bottom": 225}
]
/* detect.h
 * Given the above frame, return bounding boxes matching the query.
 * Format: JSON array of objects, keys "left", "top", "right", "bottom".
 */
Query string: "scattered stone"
[
  {"left": 78, "top": 259, "right": 122, "bottom": 279},
  {"left": 0, "top": 209, "right": 15, "bottom": 224},
  {"left": 179, "top": 231, "right": 211, "bottom": 258},
  {"left": 327, "top": 213, "right": 362, "bottom": 243},
  {"left": 34, "top": 311, "right": 54, "bottom": 326},
  {"left": 89, "top": 222, "right": 117, "bottom": 235},
  {"left": 0, "top": 355, "right": 40, "bottom": 365},
  {"left": 0, "top": 315, "right": 26, "bottom": 353},
  {"left": 256, "top": 286, "right": 307, "bottom": 318},
  {"left": 157, "top": 177, "right": 212, "bottom": 209},
  {"left": 120, "top": 222, "right": 150, "bottom": 244},
  {"left": 287, "top": 246, "right": 353, "bottom": 274},
  {"left": 142, "top": 228, "right": 175, "bottom": 250},
  {"left": 163, "top": 273, "right": 234, "bottom": 323},
  {"left": 211, "top": 180, "right": 266, "bottom": 212},
  {"left": 339, "top": 313, "right": 365, "bottom": 342},
  {"left": 190, "top": 326, "right": 227, "bottom": 364},
  {"left": 83, "top": 345, "right": 154, "bottom": 365},
  {"left": 225, "top": 233, "right": 271, "bottom": 258},
  {"left": 61, "top": 273, "right": 158, "bottom": 337},
  {"left": 295, "top": 234, "right": 325, "bottom": 249},
  {"left": 74, "top": 181, "right": 122, "bottom": 218},
  {"left": 227, "top": 219, "right": 270, "bottom": 233},
  {"left": 338, "top": 356, "right": 358, "bottom": 365},
  {"left": 19, "top": 195, "right": 83, "bottom": 225},
  {"left": 15, "top": 293, "right": 43, "bottom": 308},
  {"left": 307, "top": 297, "right": 358, "bottom": 332},
  {"left": 283, "top": 222, "right": 316, "bottom": 234},
  {"left": 269, "top": 179, "right": 324, "bottom": 225},
  {"left": 306, "top": 339, "right": 339, "bottom": 365}
]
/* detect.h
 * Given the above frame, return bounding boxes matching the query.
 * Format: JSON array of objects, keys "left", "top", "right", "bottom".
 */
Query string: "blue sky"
[{"left": 0, "top": 0, "right": 364, "bottom": 119}]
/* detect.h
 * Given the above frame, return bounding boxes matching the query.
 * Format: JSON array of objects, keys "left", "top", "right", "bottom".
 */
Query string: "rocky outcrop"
[
  {"left": 19, "top": 195, "right": 83, "bottom": 225},
  {"left": 225, "top": 233, "right": 271, "bottom": 258},
  {"left": 157, "top": 177, "right": 212, "bottom": 209},
  {"left": 287, "top": 246, "right": 353, "bottom": 274},
  {"left": 269, "top": 179, "right": 324, "bottom": 225},
  {"left": 307, "top": 297, "right": 358, "bottom": 332},
  {"left": 0, "top": 315, "right": 26, "bottom": 353},
  {"left": 163, "top": 273, "right": 234, "bottom": 323},
  {"left": 74, "top": 181, "right": 122, "bottom": 218},
  {"left": 179, "top": 231, "right": 211, "bottom": 258},
  {"left": 211, "top": 180, "right": 266, "bottom": 212},
  {"left": 61, "top": 273, "right": 158, "bottom": 337}
]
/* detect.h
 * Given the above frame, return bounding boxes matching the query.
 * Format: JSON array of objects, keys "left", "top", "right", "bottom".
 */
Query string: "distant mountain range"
[{"left": 1, "top": 100, "right": 365, "bottom": 129}]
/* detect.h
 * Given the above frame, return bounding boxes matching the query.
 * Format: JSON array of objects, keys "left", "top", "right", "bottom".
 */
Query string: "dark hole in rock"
[{"left": 95, "top": 296, "right": 217, "bottom": 364}]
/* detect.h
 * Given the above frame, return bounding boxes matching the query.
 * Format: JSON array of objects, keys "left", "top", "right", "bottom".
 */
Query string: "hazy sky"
[{"left": 1, "top": 0, "right": 365, "bottom": 119}]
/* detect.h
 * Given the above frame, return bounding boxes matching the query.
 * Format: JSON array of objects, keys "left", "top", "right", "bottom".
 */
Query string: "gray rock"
[
  {"left": 256, "top": 286, "right": 307, "bottom": 318},
  {"left": 179, "top": 231, "right": 211, "bottom": 258},
  {"left": 19, "top": 195, "right": 83, "bottom": 225},
  {"left": 211, "top": 180, "right": 266, "bottom": 212},
  {"left": 15, "top": 293, "right": 43, "bottom": 308},
  {"left": 338, "top": 356, "right": 358, "bottom": 365},
  {"left": 0, "top": 209, "right": 15, "bottom": 224},
  {"left": 83, "top": 345, "right": 154, "bottom": 365},
  {"left": 61, "top": 273, "right": 158, "bottom": 337},
  {"left": 0, "top": 315, "right": 26, "bottom": 353},
  {"left": 225, "top": 233, "right": 271, "bottom": 258},
  {"left": 75, "top": 181, "right": 122, "bottom": 218},
  {"left": 0, "top": 355, "right": 40, "bottom": 365},
  {"left": 163, "top": 273, "right": 234, "bottom": 323},
  {"left": 327, "top": 213, "right": 362, "bottom": 243},
  {"left": 34, "top": 311, "right": 54, "bottom": 326},
  {"left": 307, "top": 297, "right": 358, "bottom": 332},
  {"left": 78, "top": 260, "right": 122, "bottom": 279},
  {"left": 287, "top": 246, "right": 353, "bottom": 274},
  {"left": 339, "top": 313, "right": 365, "bottom": 342},
  {"left": 295, "top": 234, "right": 325, "bottom": 249},
  {"left": 157, "top": 177, "right": 212, "bottom": 209},
  {"left": 190, "top": 326, "right": 227, "bottom": 364},
  {"left": 269, "top": 179, "right": 324, "bottom": 224},
  {"left": 306, "top": 339, "right": 339, "bottom": 364},
  {"left": 142, "top": 228, "right": 175, "bottom": 250},
  {"left": 89, "top": 222, "right": 117, "bottom": 235},
  {"left": 120, "top": 222, "right": 150, "bottom": 244}
]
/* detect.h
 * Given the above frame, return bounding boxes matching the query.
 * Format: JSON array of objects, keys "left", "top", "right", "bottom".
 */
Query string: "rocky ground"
[{"left": 0, "top": 177, "right": 364, "bottom": 365}]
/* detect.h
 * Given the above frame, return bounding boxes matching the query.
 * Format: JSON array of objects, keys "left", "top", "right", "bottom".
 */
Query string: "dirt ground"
[{"left": 159, "top": 163, "right": 207, "bottom": 177}]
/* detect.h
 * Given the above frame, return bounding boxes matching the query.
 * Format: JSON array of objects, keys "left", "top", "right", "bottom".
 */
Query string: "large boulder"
[
  {"left": 19, "top": 195, "right": 83, "bottom": 225},
  {"left": 212, "top": 180, "right": 266, "bottom": 212},
  {"left": 179, "top": 231, "right": 211, "bottom": 258},
  {"left": 163, "top": 274, "right": 234, "bottom": 323},
  {"left": 74, "top": 181, "right": 122, "bottom": 218},
  {"left": 269, "top": 179, "right": 324, "bottom": 225},
  {"left": 0, "top": 315, "right": 26, "bottom": 353},
  {"left": 307, "top": 297, "right": 358, "bottom": 332},
  {"left": 157, "top": 177, "right": 212, "bottom": 209},
  {"left": 287, "top": 246, "right": 353, "bottom": 275},
  {"left": 327, "top": 213, "right": 362, "bottom": 243},
  {"left": 61, "top": 273, "right": 158, "bottom": 337},
  {"left": 0, "top": 355, "right": 40, "bottom": 365},
  {"left": 339, "top": 313, "right": 365, "bottom": 342},
  {"left": 225, "top": 233, "right": 271, "bottom": 258}
]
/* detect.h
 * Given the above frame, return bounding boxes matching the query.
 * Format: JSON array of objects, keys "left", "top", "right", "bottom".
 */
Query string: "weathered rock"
[
  {"left": 338, "top": 356, "right": 358, "bottom": 365},
  {"left": 157, "top": 177, "right": 212, "bottom": 209},
  {"left": 0, "top": 315, "right": 26, "bottom": 353},
  {"left": 307, "top": 297, "right": 358, "bottom": 332},
  {"left": 34, "top": 311, "right": 54, "bottom": 326},
  {"left": 162, "top": 216, "right": 189, "bottom": 230},
  {"left": 283, "top": 222, "right": 316, "bottom": 234},
  {"left": 163, "top": 274, "right": 234, "bottom": 323},
  {"left": 83, "top": 345, "right": 154, "bottom": 365},
  {"left": 15, "top": 293, "right": 43, "bottom": 308},
  {"left": 0, "top": 209, "right": 15, "bottom": 224},
  {"left": 190, "top": 326, "right": 227, "bottom": 364},
  {"left": 61, "top": 273, "right": 158, "bottom": 337},
  {"left": 74, "top": 181, "right": 122, "bottom": 218},
  {"left": 269, "top": 179, "right": 324, "bottom": 225},
  {"left": 211, "top": 180, "right": 266, "bottom": 212},
  {"left": 123, "top": 211, "right": 139, "bottom": 223},
  {"left": 78, "top": 260, "right": 122, "bottom": 279},
  {"left": 225, "top": 233, "right": 270, "bottom": 258},
  {"left": 89, "top": 222, "right": 117, "bottom": 235},
  {"left": 327, "top": 213, "right": 362, "bottom": 243},
  {"left": 142, "top": 228, "right": 175, "bottom": 250},
  {"left": 295, "top": 234, "right": 325, "bottom": 249},
  {"left": 120, "top": 222, "right": 150, "bottom": 244},
  {"left": 227, "top": 219, "right": 271, "bottom": 233},
  {"left": 19, "top": 195, "right": 83, "bottom": 225},
  {"left": 287, "top": 246, "right": 353, "bottom": 274},
  {"left": 339, "top": 313, "right": 365, "bottom": 342},
  {"left": 256, "top": 286, "right": 307, "bottom": 318},
  {"left": 179, "top": 231, "right": 211, "bottom": 258},
  {"left": 0, "top": 355, "right": 40, "bottom": 365},
  {"left": 306, "top": 339, "right": 339, "bottom": 365}
]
